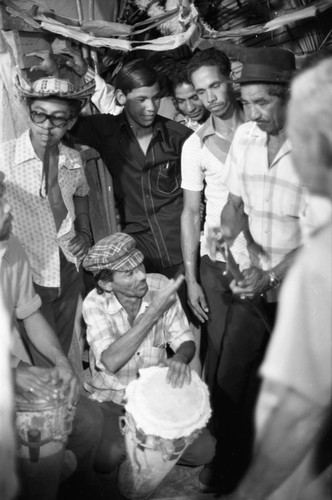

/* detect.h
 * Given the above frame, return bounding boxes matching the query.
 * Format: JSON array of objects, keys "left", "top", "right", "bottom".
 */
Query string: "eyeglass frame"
[{"left": 29, "top": 110, "right": 73, "bottom": 128}]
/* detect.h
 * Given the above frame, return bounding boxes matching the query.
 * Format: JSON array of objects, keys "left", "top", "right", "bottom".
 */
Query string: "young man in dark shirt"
[{"left": 72, "top": 59, "right": 192, "bottom": 282}]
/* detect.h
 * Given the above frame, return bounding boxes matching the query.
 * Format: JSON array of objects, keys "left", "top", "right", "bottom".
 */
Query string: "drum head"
[{"left": 124, "top": 366, "right": 211, "bottom": 439}]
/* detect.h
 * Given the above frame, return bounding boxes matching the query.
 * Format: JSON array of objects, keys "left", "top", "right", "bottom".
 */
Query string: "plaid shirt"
[
  {"left": 83, "top": 273, "right": 194, "bottom": 404},
  {"left": 225, "top": 122, "right": 307, "bottom": 298}
]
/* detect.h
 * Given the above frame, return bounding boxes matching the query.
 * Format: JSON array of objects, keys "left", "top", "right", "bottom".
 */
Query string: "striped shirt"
[
  {"left": 181, "top": 110, "right": 250, "bottom": 269},
  {"left": 225, "top": 122, "right": 307, "bottom": 298},
  {"left": 83, "top": 273, "right": 194, "bottom": 404}
]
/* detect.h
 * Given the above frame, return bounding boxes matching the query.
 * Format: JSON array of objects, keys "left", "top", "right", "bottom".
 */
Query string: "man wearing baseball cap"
[
  {"left": 199, "top": 48, "right": 308, "bottom": 493},
  {"left": 82, "top": 232, "right": 215, "bottom": 468}
]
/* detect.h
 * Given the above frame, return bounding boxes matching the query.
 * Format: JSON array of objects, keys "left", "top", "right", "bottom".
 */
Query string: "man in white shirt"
[{"left": 181, "top": 48, "right": 268, "bottom": 493}]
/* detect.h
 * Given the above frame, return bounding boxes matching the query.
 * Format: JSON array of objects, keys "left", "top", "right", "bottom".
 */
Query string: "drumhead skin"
[{"left": 124, "top": 366, "right": 211, "bottom": 439}]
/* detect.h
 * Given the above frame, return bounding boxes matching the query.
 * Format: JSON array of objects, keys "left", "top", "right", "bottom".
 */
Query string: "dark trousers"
[
  {"left": 33, "top": 251, "right": 83, "bottom": 357},
  {"left": 67, "top": 396, "right": 103, "bottom": 471},
  {"left": 60, "top": 396, "right": 117, "bottom": 500},
  {"left": 200, "top": 255, "right": 276, "bottom": 484}
]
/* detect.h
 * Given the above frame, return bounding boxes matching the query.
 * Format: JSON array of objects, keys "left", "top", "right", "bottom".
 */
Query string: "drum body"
[
  {"left": 118, "top": 366, "right": 211, "bottom": 500},
  {"left": 16, "top": 395, "right": 74, "bottom": 500}
]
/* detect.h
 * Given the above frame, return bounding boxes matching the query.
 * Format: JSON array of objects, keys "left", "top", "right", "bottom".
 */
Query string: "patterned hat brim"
[{"left": 15, "top": 75, "right": 96, "bottom": 108}]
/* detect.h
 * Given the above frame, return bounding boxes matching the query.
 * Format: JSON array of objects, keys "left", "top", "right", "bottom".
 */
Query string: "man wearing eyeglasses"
[{"left": 0, "top": 75, "right": 95, "bottom": 356}]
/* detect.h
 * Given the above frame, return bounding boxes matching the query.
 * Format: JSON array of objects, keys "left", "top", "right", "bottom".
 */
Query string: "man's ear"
[
  {"left": 98, "top": 279, "right": 113, "bottom": 292},
  {"left": 115, "top": 89, "right": 126, "bottom": 107}
]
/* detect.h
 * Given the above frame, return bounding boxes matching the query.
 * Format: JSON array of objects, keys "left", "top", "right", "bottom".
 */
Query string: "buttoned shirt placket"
[{"left": 138, "top": 129, "right": 173, "bottom": 269}]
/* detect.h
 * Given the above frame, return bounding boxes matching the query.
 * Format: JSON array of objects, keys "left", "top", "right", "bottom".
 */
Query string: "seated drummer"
[{"left": 82, "top": 232, "right": 215, "bottom": 468}]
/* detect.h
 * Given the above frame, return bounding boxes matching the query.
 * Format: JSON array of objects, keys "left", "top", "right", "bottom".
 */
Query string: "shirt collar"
[
  {"left": 119, "top": 112, "right": 166, "bottom": 142},
  {"left": 105, "top": 287, "right": 152, "bottom": 316},
  {"left": 248, "top": 122, "right": 291, "bottom": 155},
  {"left": 197, "top": 102, "right": 244, "bottom": 145},
  {"left": 13, "top": 129, "right": 81, "bottom": 170},
  {"left": 13, "top": 130, "right": 38, "bottom": 167}
]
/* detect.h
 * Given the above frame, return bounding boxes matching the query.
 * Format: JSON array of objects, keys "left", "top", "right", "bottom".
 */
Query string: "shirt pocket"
[
  {"left": 156, "top": 160, "right": 180, "bottom": 195},
  {"left": 137, "top": 346, "right": 167, "bottom": 369},
  {"left": 278, "top": 185, "right": 303, "bottom": 218}
]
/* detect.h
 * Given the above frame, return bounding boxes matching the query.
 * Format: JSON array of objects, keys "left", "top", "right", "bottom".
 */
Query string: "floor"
[{"left": 150, "top": 465, "right": 215, "bottom": 500}]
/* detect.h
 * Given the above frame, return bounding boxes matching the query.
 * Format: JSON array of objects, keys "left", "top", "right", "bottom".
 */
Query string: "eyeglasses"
[{"left": 30, "top": 110, "right": 71, "bottom": 128}]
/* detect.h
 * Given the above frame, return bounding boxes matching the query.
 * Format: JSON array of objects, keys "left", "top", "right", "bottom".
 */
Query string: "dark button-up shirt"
[{"left": 72, "top": 112, "right": 192, "bottom": 268}]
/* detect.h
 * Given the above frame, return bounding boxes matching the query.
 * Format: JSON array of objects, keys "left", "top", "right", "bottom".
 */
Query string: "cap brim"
[{"left": 234, "top": 76, "right": 290, "bottom": 84}]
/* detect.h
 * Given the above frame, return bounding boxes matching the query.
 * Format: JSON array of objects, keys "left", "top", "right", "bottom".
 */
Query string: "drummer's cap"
[{"left": 83, "top": 232, "right": 144, "bottom": 274}]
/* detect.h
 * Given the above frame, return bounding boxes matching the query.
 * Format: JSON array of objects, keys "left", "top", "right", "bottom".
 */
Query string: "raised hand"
[
  {"left": 68, "top": 231, "right": 91, "bottom": 260},
  {"left": 26, "top": 50, "right": 59, "bottom": 77},
  {"left": 148, "top": 274, "right": 185, "bottom": 319},
  {"left": 58, "top": 47, "right": 88, "bottom": 76}
]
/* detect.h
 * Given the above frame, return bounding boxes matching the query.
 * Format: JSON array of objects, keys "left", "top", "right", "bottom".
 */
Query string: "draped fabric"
[{"left": 0, "top": 31, "right": 29, "bottom": 144}]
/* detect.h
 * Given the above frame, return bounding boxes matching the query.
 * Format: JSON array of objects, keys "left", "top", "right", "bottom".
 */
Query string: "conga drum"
[
  {"left": 16, "top": 391, "right": 75, "bottom": 500},
  {"left": 118, "top": 366, "right": 211, "bottom": 500}
]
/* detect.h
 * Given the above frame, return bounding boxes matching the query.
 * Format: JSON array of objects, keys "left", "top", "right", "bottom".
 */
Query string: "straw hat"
[{"left": 15, "top": 75, "right": 96, "bottom": 108}]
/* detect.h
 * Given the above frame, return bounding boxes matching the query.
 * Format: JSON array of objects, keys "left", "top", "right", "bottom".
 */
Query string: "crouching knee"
[
  {"left": 177, "top": 428, "right": 216, "bottom": 467},
  {"left": 94, "top": 401, "right": 126, "bottom": 473}
]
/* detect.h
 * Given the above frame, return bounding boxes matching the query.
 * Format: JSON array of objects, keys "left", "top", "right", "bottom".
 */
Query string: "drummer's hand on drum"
[
  {"left": 15, "top": 365, "right": 59, "bottom": 403},
  {"left": 52, "top": 361, "right": 81, "bottom": 409},
  {"left": 165, "top": 354, "right": 191, "bottom": 389}
]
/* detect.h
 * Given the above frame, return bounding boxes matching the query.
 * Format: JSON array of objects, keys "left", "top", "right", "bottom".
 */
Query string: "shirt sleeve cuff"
[
  {"left": 15, "top": 295, "right": 42, "bottom": 320},
  {"left": 169, "top": 331, "right": 195, "bottom": 353}
]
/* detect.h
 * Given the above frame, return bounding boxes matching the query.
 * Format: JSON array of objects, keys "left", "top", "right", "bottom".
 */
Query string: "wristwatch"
[{"left": 268, "top": 270, "right": 281, "bottom": 289}]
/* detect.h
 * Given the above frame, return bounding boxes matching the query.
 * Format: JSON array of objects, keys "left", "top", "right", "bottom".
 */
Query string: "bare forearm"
[
  {"left": 173, "top": 340, "right": 195, "bottom": 364},
  {"left": 102, "top": 277, "right": 185, "bottom": 372},
  {"left": 235, "top": 385, "right": 326, "bottom": 500},
  {"left": 220, "top": 193, "right": 247, "bottom": 242},
  {"left": 181, "top": 208, "right": 201, "bottom": 282},
  {"left": 74, "top": 195, "right": 91, "bottom": 238},
  {"left": 23, "top": 311, "right": 70, "bottom": 368},
  {"left": 272, "top": 247, "right": 299, "bottom": 281},
  {"left": 101, "top": 310, "right": 161, "bottom": 372}
]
